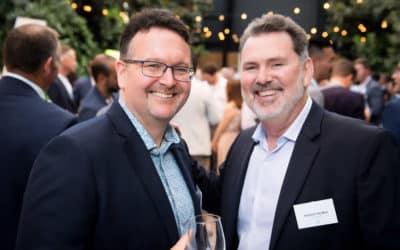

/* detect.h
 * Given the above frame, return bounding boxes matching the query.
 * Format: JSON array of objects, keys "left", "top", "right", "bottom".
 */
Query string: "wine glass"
[{"left": 185, "top": 213, "right": 226, "bottom": 250}]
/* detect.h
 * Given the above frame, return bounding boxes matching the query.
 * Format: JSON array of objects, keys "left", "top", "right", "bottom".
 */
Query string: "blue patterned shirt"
[{"left": 118, "top": 98, "right": 194, "bottom": 235}]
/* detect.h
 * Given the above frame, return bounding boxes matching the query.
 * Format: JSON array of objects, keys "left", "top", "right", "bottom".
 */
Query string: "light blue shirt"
[
  {"left": 237, "top": 97, "right": 312, "bottom": 250},
  {"left": 5, "top": 72, "right": 47, "bottom": 100},
  {"left": 118, "top": 98, "right": 195, "bottom": 236}
]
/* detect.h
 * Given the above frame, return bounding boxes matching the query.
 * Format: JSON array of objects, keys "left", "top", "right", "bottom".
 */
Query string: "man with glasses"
[{"left": 17, "top": 9, "right": 199, "bottom": 250}]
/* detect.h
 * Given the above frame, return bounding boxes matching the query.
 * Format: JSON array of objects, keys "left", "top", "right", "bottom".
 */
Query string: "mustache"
[
  {"left": 147, "top": 85, "right": 181, "bottom": 94},
  {"left": 251, "top": 82, "right": 284, "bottom": 92}
]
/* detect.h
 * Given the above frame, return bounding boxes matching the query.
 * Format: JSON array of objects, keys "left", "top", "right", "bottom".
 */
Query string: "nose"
[
  {"left": 256, "top": 65, "right": 273, "bottom": 84},
  {"left": 159, "top": 66, "right": 176, "bottom": 87}
]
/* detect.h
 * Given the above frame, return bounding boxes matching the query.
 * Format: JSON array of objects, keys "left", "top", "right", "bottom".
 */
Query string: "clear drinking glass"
[{"left": 185, "top": 213, "right": 226, "bottom": 250}]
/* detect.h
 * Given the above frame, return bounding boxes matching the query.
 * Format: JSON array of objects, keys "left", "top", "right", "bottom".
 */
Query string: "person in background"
[
  {"left": 307, "top": 38, "right": 336, "bottom": 107},
  {"left": 0, "top": 24, "right": 76, "bottom": 250},
  {"left": 48, "top": 44, "right": 78, "bottom": 113},
  {"left": 16, "top": 9, "right": 200, "bottom": 250},
  {"left": 201, "top": 63, "right": 228, "bottom": 116},
  {"left": 321, "top": 58, "right": 365, "bottom": 120},
  {"left": 352, "top": 58, "right": 385, "bottom": 125},
  {"left": 172, "top": 61, "right": 221, "bottom": 170},
  {"left": 78, "top": 54, "right": 118, "bottom": 122},
  {"left": 211, "top": 78, "right": 243, "bottom": 168},
  {"left": 193, "top": 13, "right": 400, "bottom": 250}
]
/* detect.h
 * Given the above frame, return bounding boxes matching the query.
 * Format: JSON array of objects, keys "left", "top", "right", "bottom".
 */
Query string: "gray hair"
[{"left": 239, "top": 13, "right": 309, "bottom": 61}]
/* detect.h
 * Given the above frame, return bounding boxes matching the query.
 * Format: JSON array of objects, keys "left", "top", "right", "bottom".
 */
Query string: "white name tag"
[{"left": 293, "top": 198, "right": 338, "bottom": 229}]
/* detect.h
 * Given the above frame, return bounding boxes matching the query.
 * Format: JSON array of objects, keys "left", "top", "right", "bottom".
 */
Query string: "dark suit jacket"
[
  {"left": 195, "top": 103, "right": 400, "bottom": 250},
  {"left": 73, "top": 76, "right": 92, "bottom": 106},
  {"left": 16, "top": 102, "right": 201, "bottom": 250},
  {"left": 48, "top": 76, "right": 78, "bottom": 113},
  {"left": 383, "top": 97, "right": 400, "bottom": 144},
  {"left": 366, "top": 78, "right": 385, "bottom": 124},
  {"left": 322, "top": 85, "right": 365, "bottom": 120},
  {"left": 78, "top": 87, "right": 107, "bottom": 122},
  {"left": 0, "top": 76, "right": 77, "bottom": 250}
]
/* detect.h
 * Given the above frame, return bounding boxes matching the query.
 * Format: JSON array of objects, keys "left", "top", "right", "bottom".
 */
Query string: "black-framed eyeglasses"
[{"left": 122, "top": 59, "right": 194, "bottom": 82}]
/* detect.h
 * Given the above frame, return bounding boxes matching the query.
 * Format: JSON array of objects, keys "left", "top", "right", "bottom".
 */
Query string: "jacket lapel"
[
  {"left": 222, "top": 128, "right": 257, "bottom": 249},
  {"left": 269, "top": 103, "right": 323, "bottom": 250},
  {"left": 106, "top": 102, "right": 179, "bottom": 243}
]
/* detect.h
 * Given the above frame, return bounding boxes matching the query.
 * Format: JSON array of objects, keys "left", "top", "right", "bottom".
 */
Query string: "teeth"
[
  {"left": 258, "top": 89, "right": 277, "bottom": 97},
  {"left": 152, "top": 92, "right": 174, "bottom": 98}
]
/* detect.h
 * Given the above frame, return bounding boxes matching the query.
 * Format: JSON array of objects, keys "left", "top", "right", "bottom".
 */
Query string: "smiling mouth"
[
  {"left": 151, "top": 91, "right": 175, "bottom": 98},
  {"left": 255, "top": 89, "right": 282, "bottom": 97}
]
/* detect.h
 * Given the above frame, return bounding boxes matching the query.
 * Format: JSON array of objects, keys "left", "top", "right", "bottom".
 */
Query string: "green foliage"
[
  {"left": 326, "top": 0, "right": 400, "bottom": 73},
  {"left": 0, "top": 0, "right": 99, "bottom": 75},
  {"left": 0, "top": 0, "right": 213, "bottom": 74}
]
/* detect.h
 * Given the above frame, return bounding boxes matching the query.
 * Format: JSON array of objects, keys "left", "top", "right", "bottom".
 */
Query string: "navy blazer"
[
  {"left": 48, "top": 76, "right": 78, "bottom": 113},
  {"left": 0, "top": 76, "right": 76, "bottom": 250},
  {"left": 383, "top": 97, "right": 400, "bottom": 144},
  {"left": 73, "top": 76, "right": 92, "bottom": 106},
  {"left": 16, "top": 102, "right": 201, "bottom": 250},
  {"left": 78, "top": 87, "right": 107, "bottom": 122},
  {"left": 195, "top": 102, "right": 400, "bottom": 250},
  {"left": 366, "top": 78, "right": 385, "bottom": 124}
]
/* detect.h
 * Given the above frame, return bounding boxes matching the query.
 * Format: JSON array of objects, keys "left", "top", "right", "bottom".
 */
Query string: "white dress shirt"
[
  {"left": 58, "top": 74, "right": 74, "bottom": 99},
  {"left": 237, "top": 97, "right": 312, "bottom": 250}
]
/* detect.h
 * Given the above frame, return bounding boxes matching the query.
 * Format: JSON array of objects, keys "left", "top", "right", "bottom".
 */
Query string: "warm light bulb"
[
  {"left": 83, "top": 5, "right": 92, "bottom": 12},
  {"left": 381, "top": 20, "right": 388, "bottom": 29},
  {"left": 310, "top": 27, "right": 318, "bottom": 34},
  {"left": 360, "top": 36, "right": 367, "bottom": 43},
  {"left": 102, "top": 9, "right": 108, "bottom": 16},
  {"left": 323, "top": 2, "right": 330, "bottom": 9},
  {"left": 341, "top": 30, "right": 348, "bottom": 36},
  {"left": 322, "top": 32, "right": 329, "bottom": 38},
  {"left": 71, "top": 2, "right": 78, "bottom": 9},
  {"left": 224, "top": 28, "right": 230, "bottom": 35},
  {"left": 240, "top": 13, "right": 247, "bottom": 20},
  {"left": 195, "top": 16, "right": 202, "bottom": 23},
  {"left": 333, "top": 26, "right": 340, "bottom": 33},
  {"left": 219, "top": 15, "right": 225, "bottom": 21},
  {"left": 293, "top": 7, "right": 301, "bottom": 14}
]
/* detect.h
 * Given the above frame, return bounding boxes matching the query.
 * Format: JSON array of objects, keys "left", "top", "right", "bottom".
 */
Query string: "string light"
[
  {"left": 322, "top": 32, "right": 329, "bottom": 38},
  {"left": 83, "top": 5, "right": 92, "bottom": 12},
  {"left": 358, "top": 23, "right": 367, "bottom": 33},
  {"left": 224, "top": 28, "right": 230, "bottom": 35},
  {"left": 219, "top": 15, "right": 225, "bottom": 21},
  {"left": 204, "top": 31, "right": 212, "bottom": 39},
  {"left": 203, "top": 27, "right": 209, "bottom": 33},
  {"left": 381, "top": 20, "right": 388, "bottom": 29},
  {"left": 356, "top": 0, "right": 363, "bottom": 4},
  {"left": 323, "top": 2, "right": 330, "bottom": 10},
  {"left": 240, "top": 13, "right": 247, "bottom": 20},
  {"left": 102, "top": 9, "right": 109, "bottom": 16},
  {"left": 310, "top": 27, "right": 318, "bottom": 34},
  {"left": 71, "top": 2, "right": 78, "bottom": 9},
  {"left": 195, "top": 16, "right": 202, "bottom": 23},
  {"left": 218, "top": 32, "right": 226, "bottom": 41},
  {"left": 360, "top": 36, "right": 367, "bottom": 43},
  {"left": 341, "top": 30, "right": 348, "bottom": 36},
  {"left": 293, "top": 7, "right": 301, "bottom": 14},
  {"left": 333, "top": 26, "right": 340, "bottom": 33}
]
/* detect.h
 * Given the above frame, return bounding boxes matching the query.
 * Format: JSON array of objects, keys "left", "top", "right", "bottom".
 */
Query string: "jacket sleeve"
[{"left": 16, "top": 135, "right": 97, "bottom": 250}]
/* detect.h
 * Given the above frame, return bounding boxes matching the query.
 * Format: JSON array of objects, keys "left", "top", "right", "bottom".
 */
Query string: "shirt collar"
[
  {"left": 252, "top": 97, "right": 313, "bottom": 144},
  {"left": 5, "top": 72, "right": 47, "bottom": 100},
  {"left": 118, "top": 97, "right": 180, "bottom": 152}
]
